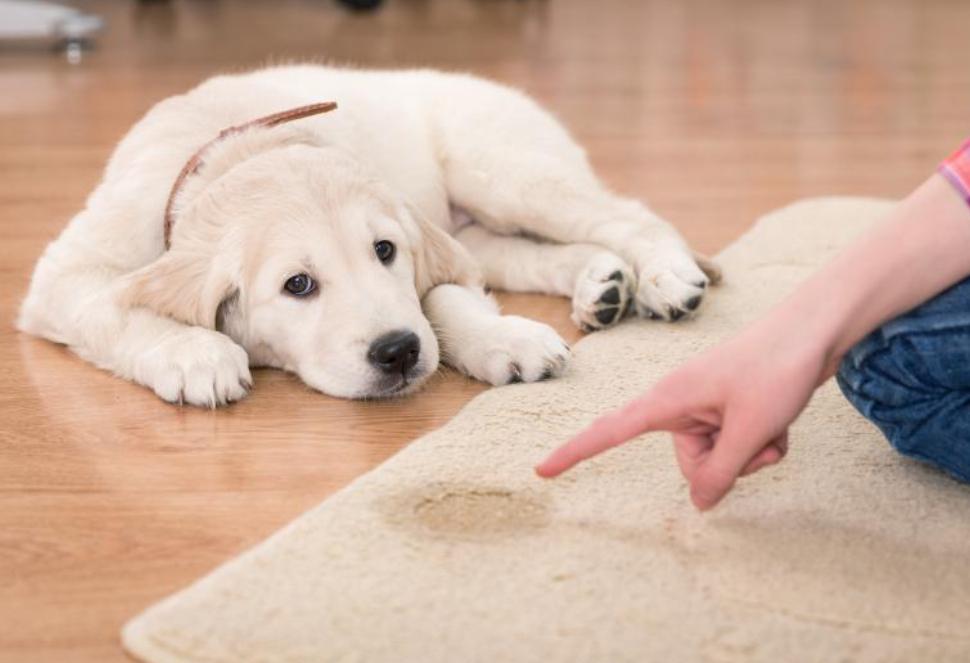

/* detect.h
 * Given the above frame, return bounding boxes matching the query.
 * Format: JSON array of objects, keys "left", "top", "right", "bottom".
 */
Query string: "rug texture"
[{"left": 123, "top": 198, "right": 970, "bottom": 663}]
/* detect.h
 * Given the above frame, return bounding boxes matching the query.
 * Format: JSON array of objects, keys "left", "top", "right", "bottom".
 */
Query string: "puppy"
[{"left": 18, "top": 65, "right": 719, "bottom": 406}]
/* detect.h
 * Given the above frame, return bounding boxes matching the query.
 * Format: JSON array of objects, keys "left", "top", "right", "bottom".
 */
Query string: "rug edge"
[{"left": 119, "top": 195, "right": 898, "bottom": 662}]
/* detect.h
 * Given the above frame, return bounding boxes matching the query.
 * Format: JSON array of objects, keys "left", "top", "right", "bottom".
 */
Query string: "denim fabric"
[{"left": 837, "top": 277, "right": 970, "bottom": 482}]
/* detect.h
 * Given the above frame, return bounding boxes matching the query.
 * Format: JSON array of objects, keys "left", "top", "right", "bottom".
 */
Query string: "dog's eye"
[
  {"left": 374, "top": 240, "right": 396, "bottom": 264},
  {"left": 283, "top": 273, "right": 317, "bottom": 297}
]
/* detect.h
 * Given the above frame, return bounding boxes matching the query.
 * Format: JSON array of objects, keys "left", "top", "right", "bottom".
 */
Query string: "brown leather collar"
[{"left": 162, "top": 101, "right": 338, "bottom": 249}]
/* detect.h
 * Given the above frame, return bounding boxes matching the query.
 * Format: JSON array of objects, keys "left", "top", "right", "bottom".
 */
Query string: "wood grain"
[{"left": 1, "top": 0, "right": 968, "bottom": 660}]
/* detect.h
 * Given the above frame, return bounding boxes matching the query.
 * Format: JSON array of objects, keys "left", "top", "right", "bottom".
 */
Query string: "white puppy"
[{"left": 18, "top": 65, "right": 719, "bottom": 406}]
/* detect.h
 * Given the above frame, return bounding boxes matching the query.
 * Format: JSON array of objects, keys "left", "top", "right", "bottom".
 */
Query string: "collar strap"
[{"left": 162, "top": 101, "right": 338, "bottom": 249}]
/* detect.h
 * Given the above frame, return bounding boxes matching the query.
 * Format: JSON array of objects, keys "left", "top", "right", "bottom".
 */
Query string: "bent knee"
[{"left": 837, "top": 343, "right": 970, "bottom": 483}]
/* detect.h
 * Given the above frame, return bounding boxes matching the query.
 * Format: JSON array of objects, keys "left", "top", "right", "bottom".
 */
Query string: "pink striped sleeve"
[{"left": 940, "top": 138, "right": 970, "bottom": 207}]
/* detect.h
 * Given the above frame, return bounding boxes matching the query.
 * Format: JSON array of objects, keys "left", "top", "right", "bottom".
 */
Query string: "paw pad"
[
  {"left": 572, "top": 253, "right": 635, "bottom": 333},
  {"left": 595, "top": 306, "right": 621, "bottom": 325},
  {"left": 599, "top": 286, "right": 621, "bottom": 305}
]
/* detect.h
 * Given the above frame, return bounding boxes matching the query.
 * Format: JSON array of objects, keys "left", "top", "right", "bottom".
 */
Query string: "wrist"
[{"left": 737, "top": 291, "right": 838, "bottom": 382}]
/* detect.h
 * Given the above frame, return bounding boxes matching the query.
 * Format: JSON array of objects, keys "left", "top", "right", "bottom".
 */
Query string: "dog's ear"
[
  {"left": 128, "top": 104, "right": 339, "bottom": 329},
  {"left": 141, "top": 128, "right": 309, "bottom": 327},
  {"left": 399, "top": 205, "right": 483, "bottom": 296},
  {"left": 119, "top": 248, "right": 238, "bottom": 329}
]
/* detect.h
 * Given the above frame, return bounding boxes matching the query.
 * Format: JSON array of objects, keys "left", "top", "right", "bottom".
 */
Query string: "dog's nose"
[{"left": 367, "top": 330, "right": 421, "bottom": 375}]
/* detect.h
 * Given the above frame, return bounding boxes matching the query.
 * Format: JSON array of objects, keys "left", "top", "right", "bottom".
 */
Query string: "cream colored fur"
[{"left": 19, "top": 65, "right": 712, "bottom": 405}]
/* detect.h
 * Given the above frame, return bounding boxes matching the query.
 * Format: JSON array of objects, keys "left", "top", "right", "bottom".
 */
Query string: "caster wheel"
[{"left": 337, "top": 0, "right": 384, "bottom": 10}]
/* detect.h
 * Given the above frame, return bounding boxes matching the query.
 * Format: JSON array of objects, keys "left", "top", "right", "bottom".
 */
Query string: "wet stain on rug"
[{"left": 380, "top": 482, "right": 552, "bottom": 543}]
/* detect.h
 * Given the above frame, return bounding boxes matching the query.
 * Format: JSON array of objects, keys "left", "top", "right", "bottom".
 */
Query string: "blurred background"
[
  {"left": 5, "top": 0, "right": 970, "bottom": 255},
  {"left": 2, "top": 2, "right": 969, "bottom": 661}
]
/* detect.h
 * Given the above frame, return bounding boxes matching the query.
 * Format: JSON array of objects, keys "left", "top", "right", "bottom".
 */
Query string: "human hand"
[
  {"left": 535, "top": 319, "right": 832, "bottom": 510},
  {"left": 538, "top": 175, "right": 970, "bottom": 509}
]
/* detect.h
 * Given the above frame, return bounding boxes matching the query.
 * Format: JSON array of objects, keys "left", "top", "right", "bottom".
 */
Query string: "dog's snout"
[{"left": 368, "top": 330, "right": 421, "bottom": 375}]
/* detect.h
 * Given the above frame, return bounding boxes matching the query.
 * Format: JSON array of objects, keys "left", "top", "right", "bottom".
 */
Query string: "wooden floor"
[{"left": 1, "top": 0, "right": 968, "bottom": 660}]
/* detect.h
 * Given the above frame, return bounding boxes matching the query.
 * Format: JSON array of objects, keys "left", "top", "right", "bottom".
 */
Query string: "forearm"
[{"left": 759, "top": 174, "right": 970, "bottom": 376}]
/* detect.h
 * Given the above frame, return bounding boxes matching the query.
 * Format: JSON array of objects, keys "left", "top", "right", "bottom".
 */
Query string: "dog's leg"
[
  {"left": 454, "top": 224, "right": 635, "bottom": 331},
  {"left": 431, "top": 80, "right": 719, "bottom": 321},
  {"left": 18, "top": 248, "right": 251, "bottom": 408},
  {"left": 448, "top": 156, "right": 713, "bottom": 321},
  {"left": 422, "top": 284, "right": 570, "bottom": 385}
]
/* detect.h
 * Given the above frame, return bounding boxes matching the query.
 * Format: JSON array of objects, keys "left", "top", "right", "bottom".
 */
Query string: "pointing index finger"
[{"left": 534, "top": 391, "right": 676, "bottom": 478}]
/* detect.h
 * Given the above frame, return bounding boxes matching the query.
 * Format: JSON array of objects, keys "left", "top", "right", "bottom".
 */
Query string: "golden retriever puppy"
[{"left": 18, "top": 65, "right": 718, "bottom": 406}]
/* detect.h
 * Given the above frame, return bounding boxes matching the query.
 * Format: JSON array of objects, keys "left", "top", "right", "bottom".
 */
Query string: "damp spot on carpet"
[{"left": 380, "top": 482, "right": 552, "bottom": 543}]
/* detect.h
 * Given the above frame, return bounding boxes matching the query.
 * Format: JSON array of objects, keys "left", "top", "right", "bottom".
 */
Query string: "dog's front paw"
[
  {"left": 571, "top": 251, "right": 635, "bottom": 332},
  {"left": 633, "top": 243, "right": 713, "bottom": 322},
  {"left": 133, "top": 328, "right": 252, "bottom": 407},
  {"left": 462, "top": 316, "right": 570, "bottom": 386}
]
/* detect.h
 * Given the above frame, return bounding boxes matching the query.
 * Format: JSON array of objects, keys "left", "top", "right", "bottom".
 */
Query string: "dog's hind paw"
[
  {"left": 571, "top": 251, "right": 635, "bottom": 332},
  {"left": 633, "top": 243, "right": 713, "bottom": 322},
  {"left": 132, "top": 328, "right": 252, "bottom": 407}
]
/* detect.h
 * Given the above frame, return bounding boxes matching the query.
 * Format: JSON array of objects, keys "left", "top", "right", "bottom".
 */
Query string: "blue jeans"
[{"left": 837, "top": 277, "right": 970, "bottom": 482}]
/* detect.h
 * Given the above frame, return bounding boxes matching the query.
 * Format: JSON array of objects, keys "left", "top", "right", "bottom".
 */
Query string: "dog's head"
[{"left": 121, "top": 113, "right": 479, "bottom": 399}]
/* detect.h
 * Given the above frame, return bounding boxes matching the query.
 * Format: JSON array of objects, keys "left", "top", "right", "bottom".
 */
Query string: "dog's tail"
[{"left": 693, "top": 251, "right": 723, "bottom": 286}]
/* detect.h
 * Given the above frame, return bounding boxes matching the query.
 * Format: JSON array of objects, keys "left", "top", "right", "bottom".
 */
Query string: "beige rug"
[{"left": 123, "top": 198, "right": 970, "bottom": 663}]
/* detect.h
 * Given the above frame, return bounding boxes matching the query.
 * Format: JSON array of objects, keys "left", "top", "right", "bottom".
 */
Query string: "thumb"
[{"left": 689, "top": 413, "right": 767, "bottom": 511}]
